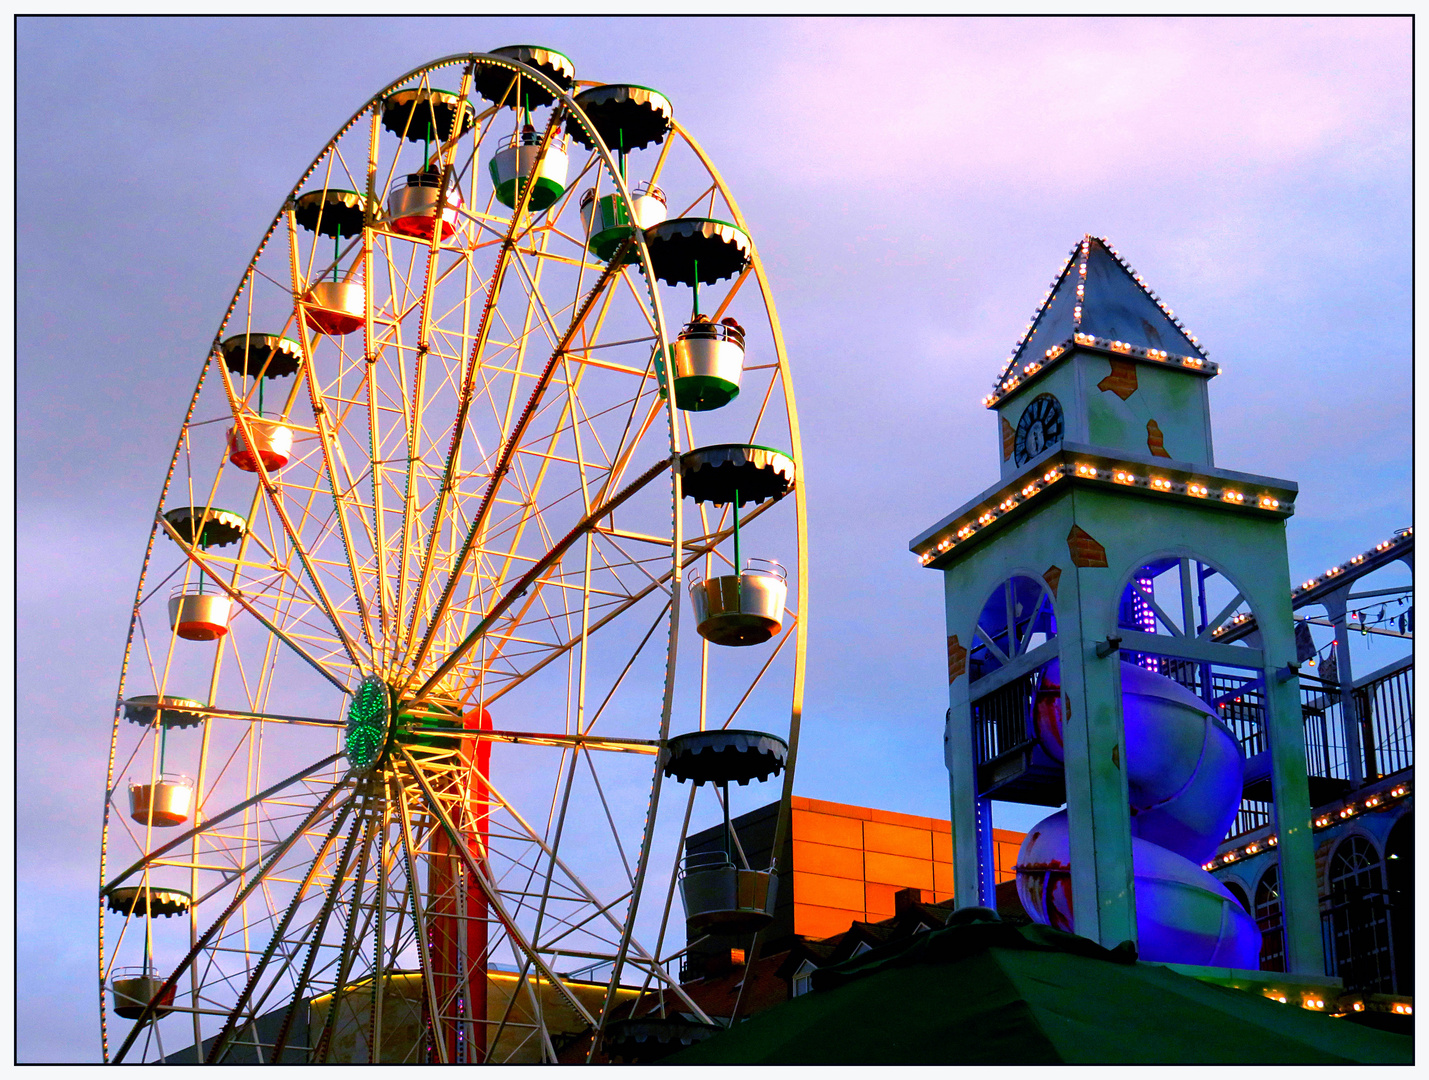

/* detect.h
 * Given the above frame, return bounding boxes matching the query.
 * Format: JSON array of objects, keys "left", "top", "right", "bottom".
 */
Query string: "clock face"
[{"left": 1014, "top": 394, "right": 1064, "bottom": 466}]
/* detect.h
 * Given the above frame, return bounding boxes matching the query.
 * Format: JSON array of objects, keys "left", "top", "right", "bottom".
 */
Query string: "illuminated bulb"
[
  {"left": 1353, "top": 1003, "right": 1364, "bottom": 1012},
  {"left": 1268, "top": 836, "right": 1277, "bottom": 846}
]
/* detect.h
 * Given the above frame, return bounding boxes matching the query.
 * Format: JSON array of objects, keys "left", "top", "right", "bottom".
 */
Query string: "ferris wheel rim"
[{"left": 101, "top": 52, "right": 806, "bottom": 1064}]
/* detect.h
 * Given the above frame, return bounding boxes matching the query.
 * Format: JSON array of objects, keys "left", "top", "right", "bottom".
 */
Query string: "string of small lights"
[
  {"left": 915, "top": 456, "right": 1293, "bottom": 566},
  {"left": 1211, "top": 528, "right": 1414, "bottom": 641},
  {"left": 989, "top": 234, "right": 1212, "bottom": 403},
  {"left": 1202, "top": 780, "right": 1412, "bottom": 873}
]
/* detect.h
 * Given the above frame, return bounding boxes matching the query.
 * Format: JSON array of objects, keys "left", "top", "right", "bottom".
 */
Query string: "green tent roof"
[{"left": 668, "top": 918, "right": 1410, "bottom": 1065}]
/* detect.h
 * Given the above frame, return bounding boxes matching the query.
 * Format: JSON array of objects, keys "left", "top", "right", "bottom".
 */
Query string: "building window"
[
  {"left": 1254, "top": 866, "right": 1285, "bottom": 973},
  {"left": 790, "top": 960, "right": 816, "bottom": 998},
  {"left": 1323, "top": 836, "right": 1393, "bottom": 993}
]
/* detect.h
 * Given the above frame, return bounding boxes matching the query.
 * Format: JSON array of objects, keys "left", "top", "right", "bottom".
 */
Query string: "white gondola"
[
  {"left": 688, "top": 559, "right": 787, "bottom": 647},
  {"left": 168, "top": 585, "right": 232, "bottom": 642},
  {"left": 128, "top": 773, "right": 195, "bottom": 827},
  {"left": 226, "top": 415, "right": 294, "bottom": 473}
]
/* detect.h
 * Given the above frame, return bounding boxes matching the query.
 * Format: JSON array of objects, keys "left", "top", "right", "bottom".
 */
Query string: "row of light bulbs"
[
  {"left": 1072, "top": 462, "right": 1282, "bottom": 510},
  {"left": 1203, "top": 781, "right": 1411, "bottom": 872},
  {"left": 1206, "top": 527, "right": 1414, "bottom": 640},
  {"left": 1267, "top": 994, "right": 1409, "bottom": 1016},
  {"left": 1290, "top": 528, "right": 1412, "bottom": 597},
  {"left": 984, "top": 331, "right": 1221, "bottom": 407},
  {"left": 990, "top": 235, "right": 1209, "bottom": 396},
  {"left": 917, "top": 459, "right": 1288, "bottom": 565},
  {"left": 919, "top": 467, "right": 1068, "bottom": 563}
]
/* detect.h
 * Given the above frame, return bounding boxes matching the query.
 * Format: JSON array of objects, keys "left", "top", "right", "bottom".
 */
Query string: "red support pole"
[{"left": 425, "top": 706, "right": 492, "bottom": 1062}]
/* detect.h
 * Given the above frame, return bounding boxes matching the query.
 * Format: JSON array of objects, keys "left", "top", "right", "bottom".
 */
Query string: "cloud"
[{"left": 737, "top": 17, "right": 1409, "bottom": 196}]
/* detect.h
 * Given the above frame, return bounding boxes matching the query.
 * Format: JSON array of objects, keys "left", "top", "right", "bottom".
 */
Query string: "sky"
[{"left": 15, "top": 16, "right": 1412, "bottom": 1062}]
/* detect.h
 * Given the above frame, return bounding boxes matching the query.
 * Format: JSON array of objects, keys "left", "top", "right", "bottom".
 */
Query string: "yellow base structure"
[{"left": 308, "top": 970, "right": 641, "bottom": 1063}]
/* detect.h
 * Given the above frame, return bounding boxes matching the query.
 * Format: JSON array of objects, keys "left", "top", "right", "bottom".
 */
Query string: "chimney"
[{"left": 894, "top": 887, "right": 924, "bottom": 915}]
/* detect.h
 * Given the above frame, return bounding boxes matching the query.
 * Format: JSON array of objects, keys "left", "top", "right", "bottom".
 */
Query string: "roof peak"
[{"left": 993, "top": 235, "right": 1208, "bottom": 391}]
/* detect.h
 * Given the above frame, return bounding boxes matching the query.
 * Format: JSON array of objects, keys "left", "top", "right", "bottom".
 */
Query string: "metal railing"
[
  {"left": 1354, "top": 658, "right": 1413, "bottom": 780},
  {"left": 1221, "top": 658, "right": 1412, "bottom": 841},
  {"left": 971, "top": 672, "right": 1039, "bottom": 768}
]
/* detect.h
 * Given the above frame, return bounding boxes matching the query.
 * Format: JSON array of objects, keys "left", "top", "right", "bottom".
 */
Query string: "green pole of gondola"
[
  {"left": 333, "top": 224, "right": 340, "bottom": 283},
  {"left": 733, "top": 487, "right": 741, "bottom": 575},
  {"left": 692, "top": 259, "right": 700, "bottom": 318}
]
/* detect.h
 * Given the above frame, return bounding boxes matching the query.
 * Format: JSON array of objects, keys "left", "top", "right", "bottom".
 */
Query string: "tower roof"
[{"left": 992, "top": 236, "right": 1209, "bottom": 394}]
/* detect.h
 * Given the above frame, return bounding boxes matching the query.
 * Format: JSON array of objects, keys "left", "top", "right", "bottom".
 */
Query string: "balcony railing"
[
  {"left": 1354, "top": 658, "right": 1414, "bottom": 780},
  {"left": 1222, "top": 657, "right": 1413, "bottom": 841}
]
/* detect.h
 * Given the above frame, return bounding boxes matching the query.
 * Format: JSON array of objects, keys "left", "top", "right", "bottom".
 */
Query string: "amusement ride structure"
[
  {"left": 99, "top": 47, "right": 806, "bottom": 1063},
  {"left": 913, "top": 236, "right": 1321, "bottom": 972}
]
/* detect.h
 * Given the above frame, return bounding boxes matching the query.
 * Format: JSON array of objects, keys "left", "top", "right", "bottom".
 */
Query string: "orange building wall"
[{"left": 789, "top": 796, "right": 1023, "bottom": 941}]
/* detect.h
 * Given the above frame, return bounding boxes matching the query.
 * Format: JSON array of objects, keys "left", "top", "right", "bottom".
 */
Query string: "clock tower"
[{"left": 912, "top": 236, "right": 1323, "bottom": 975}]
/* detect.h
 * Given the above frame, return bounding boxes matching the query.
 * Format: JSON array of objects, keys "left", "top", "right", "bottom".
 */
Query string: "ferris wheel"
[{"left": 99, "top": 47, "right": 806, "bottom": 1064}]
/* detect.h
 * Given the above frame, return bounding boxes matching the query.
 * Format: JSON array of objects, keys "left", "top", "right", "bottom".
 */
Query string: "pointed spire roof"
[{"left": 989, "top": 236, "right": 1213, "bottom": 404}]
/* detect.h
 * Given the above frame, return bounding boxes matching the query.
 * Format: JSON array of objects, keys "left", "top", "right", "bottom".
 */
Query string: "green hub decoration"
[{"left": 345, "top": 676, "right": 391, "bottom": 772}]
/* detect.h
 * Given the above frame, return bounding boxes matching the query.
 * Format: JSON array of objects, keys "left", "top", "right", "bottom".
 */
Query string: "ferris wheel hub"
[{"left": 344, "top": 676, "right": 393, "bottom": 773}]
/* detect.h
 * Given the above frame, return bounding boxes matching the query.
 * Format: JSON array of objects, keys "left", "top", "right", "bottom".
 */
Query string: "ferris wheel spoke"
[
  {"left": 159, "top": 507, "right": 355, "bottom": 696},
  {"left": 402, "top": 236, "right": 636, "bottom": 687},
  {"left": 449, "top": 749, "right": 707, "bottom": 1022},
  {"left": 393, "top": 779, "right": 451, "bottom": 1063},
  {"left": 204, "top": 796, "right": 356, "bottom": 1062},
  {"left": 266, "top": 796, "right": 369, "bottom": 1063},
  {"left": 399, "top": 256, "right": 520, "bottom": 668},
  {"left": 397, "top": 747, "right": 598, "bottom": 1030},
  {"left": 311, "top": 805, "right": 377, "bottom": 1063},
  {"left": 407, "top": 452, "right": 668, "bottom": 702},
  {"left": 278, "top": 221, "right": 382, "bottom": 670},
  {"left": 104, "top": 752, "right": 345, "bottom": 893}
]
